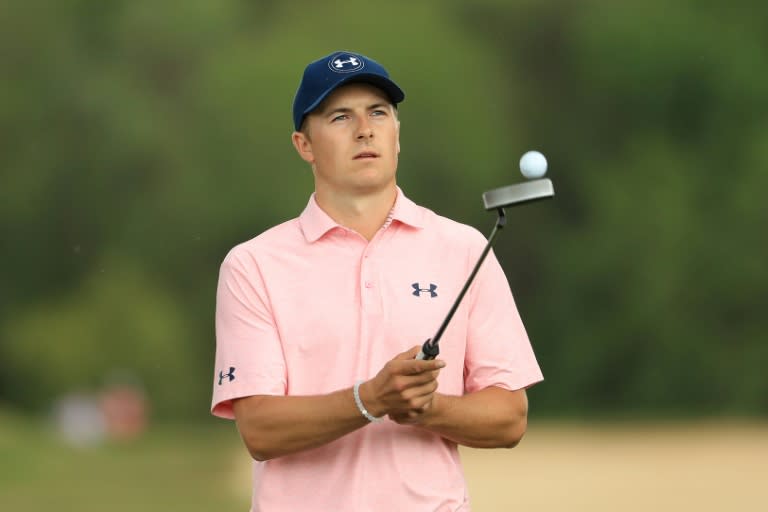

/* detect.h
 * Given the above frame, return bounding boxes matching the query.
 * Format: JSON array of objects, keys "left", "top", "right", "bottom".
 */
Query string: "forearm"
[
  {"left": 233, "top": 388, "right": 369, "bottom": 461},
  {"left": 415, "top": 387, "right": 529, "bottom": 448},
  {"left": 232, "top": 346, "right": 445, "bottom": 461}
]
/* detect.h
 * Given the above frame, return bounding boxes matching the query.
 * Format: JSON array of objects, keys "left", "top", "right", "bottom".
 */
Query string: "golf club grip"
[{"left": 416, "top": 338, "right": 439, "bottom": 360}]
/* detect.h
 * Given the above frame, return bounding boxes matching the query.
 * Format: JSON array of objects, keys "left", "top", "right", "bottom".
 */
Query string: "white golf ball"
[{"left": 519, "top": 151, "right": 548, "bottom": 179}]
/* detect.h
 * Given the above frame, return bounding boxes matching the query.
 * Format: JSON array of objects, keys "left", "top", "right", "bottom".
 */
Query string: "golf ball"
[{"left": 519, "top": 151, "right": 548, "bottom": 179}]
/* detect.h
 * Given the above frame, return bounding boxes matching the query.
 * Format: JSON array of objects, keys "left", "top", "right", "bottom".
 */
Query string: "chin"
[{"left": 348, "top": 176, "right": 396, "bottom": 195}]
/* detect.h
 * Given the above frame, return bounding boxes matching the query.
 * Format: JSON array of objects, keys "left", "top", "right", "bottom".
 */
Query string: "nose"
[{"left": 356, "top": 117, "right": 373, "bottom": 140}]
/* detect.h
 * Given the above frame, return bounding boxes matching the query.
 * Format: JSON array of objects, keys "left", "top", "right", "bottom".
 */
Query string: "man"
[{"left": 211, "top": 50, "right": 543, "bottom": 511}]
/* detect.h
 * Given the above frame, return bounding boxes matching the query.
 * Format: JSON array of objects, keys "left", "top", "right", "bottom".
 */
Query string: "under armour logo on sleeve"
[
  {"left": 218, "top": 367, "right": 236, "bottom": 385},
  {"left": 412, "top": 283, "right": 438, "bottom": 298}
]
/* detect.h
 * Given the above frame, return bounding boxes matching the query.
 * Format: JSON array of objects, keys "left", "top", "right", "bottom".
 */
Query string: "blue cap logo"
[{"left": 328, "top": 53, "right": 365, "bottom": 73}]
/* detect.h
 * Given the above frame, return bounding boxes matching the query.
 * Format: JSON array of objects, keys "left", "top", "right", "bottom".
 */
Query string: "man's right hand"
[{"left": 358, "top": 345, "right": 446, "bottom": 418}]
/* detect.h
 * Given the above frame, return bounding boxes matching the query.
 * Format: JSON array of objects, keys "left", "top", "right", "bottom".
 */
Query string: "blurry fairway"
[
  {"left": 0, "top": 410, "right": 245, "bottom": 511},
  {"left": 3, "top": 412, "right": 766, "bottom": 511},
  {"left": 461, "top": 421, "right": 768, "bottom": 511}
]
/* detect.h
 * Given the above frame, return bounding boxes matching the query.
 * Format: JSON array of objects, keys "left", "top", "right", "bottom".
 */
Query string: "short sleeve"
[
  {"left": 211, "top": 249, "right": 287, "bottom": 419},
  {"left": 463, "top": 245, "right": 543, "bottom": 394}
]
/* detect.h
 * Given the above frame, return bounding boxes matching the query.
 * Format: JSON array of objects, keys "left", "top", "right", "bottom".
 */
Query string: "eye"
[
  {"left": 371, "top": 110, "right": 387, "bottom": 117},
  {"left": 331, "top": 114, "right": 349, "bottom": 122}
]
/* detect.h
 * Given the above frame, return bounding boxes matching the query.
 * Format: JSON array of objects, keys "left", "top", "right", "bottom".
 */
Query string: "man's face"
[{"left": 292, "top": 83, "right": 401, "bottom": 196}]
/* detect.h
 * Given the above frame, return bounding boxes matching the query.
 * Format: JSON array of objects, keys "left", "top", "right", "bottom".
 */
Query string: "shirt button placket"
[
  {"left": 362, "top": 249, "right": 371, "bottom": 293},
  {"left": 361, "top": 248, "right": 376, "bottom": 311}
]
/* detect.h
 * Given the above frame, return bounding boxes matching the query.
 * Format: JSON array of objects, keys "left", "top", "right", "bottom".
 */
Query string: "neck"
[{"left": 314, "top": 185, "right": 397, "bottom": 241}]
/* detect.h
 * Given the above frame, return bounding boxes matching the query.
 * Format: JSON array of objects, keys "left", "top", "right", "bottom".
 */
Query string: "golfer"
[{"left": 211, "top": 50, "right": 543, "bottom": 511}]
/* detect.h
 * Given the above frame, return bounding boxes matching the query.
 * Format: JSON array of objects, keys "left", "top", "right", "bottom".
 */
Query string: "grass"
[
  {"left": 0, "top": 409, "right": 249, "bottom": 511},
  {"left": 3, "top": 409, "right": 766, "bottom": 511}
]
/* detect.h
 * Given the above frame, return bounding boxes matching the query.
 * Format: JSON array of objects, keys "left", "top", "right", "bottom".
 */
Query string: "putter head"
[{"left": 482, "top": 178, "right": 555, "bottom": 211}]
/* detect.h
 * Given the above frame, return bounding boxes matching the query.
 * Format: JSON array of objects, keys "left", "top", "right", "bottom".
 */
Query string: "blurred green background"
[{"left": 1, "top": 0, "right": 766, "bottom": 509}]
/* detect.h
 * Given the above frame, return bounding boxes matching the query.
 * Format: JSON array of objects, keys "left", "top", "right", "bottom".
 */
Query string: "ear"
[
  {"left": 292, "top": 131, "right": 314, "bottom": 163},
  {"left": 396, "top": 119, "right": 401, "bottom": 154}
]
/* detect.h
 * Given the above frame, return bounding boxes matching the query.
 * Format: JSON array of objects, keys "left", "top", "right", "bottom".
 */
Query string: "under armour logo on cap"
[
  {"left": 329, "top": 53, "right": 364, "bottom": 73},
  {"left": 412, "top": 283, "right": 438, "bottom": 298}
]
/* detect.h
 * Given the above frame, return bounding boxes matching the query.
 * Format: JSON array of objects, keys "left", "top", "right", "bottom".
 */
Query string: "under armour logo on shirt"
[
  {"left": 218, "top": 367, "right": 236, "bottom": 385},
  {"left": 412, "top": 283, "right": 438, "bottom": 298}
]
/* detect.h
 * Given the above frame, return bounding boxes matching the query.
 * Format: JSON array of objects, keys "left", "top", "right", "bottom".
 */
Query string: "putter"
[{"left": 416, "top": 169, "right": 555, "bottom": 361}]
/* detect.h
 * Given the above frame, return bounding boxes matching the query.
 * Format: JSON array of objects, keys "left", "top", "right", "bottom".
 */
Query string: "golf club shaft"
[{"left": 416, "top": 208, "right": 507, "bottom": 360}]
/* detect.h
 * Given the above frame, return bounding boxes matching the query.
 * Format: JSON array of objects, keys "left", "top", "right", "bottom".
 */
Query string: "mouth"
[{"left": 353, "top": 150, "right": 379, "bottom": 160}]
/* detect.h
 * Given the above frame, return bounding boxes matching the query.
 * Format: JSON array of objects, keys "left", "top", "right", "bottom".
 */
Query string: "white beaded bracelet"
[{"left": 353, "top": 380, "right": 383, "bottom": 423}]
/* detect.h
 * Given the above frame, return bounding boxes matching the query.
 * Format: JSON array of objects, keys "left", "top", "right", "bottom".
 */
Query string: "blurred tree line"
[{"left": 1, "top": 0, "right": 766, "bottom": 420}]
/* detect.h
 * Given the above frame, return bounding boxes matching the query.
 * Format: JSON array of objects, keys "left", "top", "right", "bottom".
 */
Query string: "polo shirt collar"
[
  {"left": 299, "top": 187, "right": 425, "bottom": 243},
  {"left": 390, "top": 187, "right": 425, "bottom": 230}
]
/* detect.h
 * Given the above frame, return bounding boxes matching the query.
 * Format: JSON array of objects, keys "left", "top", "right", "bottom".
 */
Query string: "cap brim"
[{"left": 302, "top": 74, "right": 405, "bottom": 120}]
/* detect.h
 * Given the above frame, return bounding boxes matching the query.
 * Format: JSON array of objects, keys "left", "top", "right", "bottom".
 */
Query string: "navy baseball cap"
[{"left": 292, "top": 51, "right": 405, "bottom": 131}]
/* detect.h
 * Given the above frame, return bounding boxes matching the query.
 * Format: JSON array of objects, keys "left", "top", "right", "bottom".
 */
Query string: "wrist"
[
  {"left": 419, "top": 392, "right": 449, "bottom": 428},
  {"left": 354, "top": 381, "right": 384, "bottom": 422}
]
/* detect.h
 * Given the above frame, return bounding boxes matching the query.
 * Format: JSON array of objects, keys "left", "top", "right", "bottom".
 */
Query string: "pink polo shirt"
[{"left": 212, "top": 188, "right": 542, "bottom": 512}]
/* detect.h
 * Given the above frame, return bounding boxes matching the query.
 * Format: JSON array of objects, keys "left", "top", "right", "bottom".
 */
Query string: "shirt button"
[{"left": 365, "top": 281, "right": 373, "bottom": 288}]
